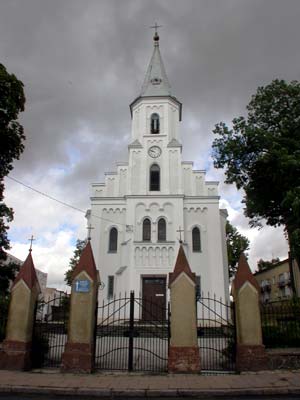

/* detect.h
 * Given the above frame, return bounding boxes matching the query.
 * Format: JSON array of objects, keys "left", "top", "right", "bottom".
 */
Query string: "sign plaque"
[{"left": 74, "top": 279, "right": 90, "bottom": 293}]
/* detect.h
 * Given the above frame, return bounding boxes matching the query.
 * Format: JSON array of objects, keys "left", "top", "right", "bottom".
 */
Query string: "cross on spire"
[
  {"left": 176, "top": 226, "right": 184, "bottom": 244},
  {"left": 28, "top": 235, "right": 35, "bottom": 252},
  {"left": 86, "top": 223, "right": 94, "bottom": 241},
  {"left": 150, "top": 22, "right": 163, "bottom": 35}
]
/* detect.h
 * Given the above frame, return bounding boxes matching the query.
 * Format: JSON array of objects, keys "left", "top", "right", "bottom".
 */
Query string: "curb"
[{"left": 1, "top": 385, "right": 300, "bottom": 397}]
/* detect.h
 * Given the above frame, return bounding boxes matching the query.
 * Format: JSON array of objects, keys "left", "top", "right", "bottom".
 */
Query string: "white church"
[{"left": 87, "top": 30, "right": 229, "bottom": 311}]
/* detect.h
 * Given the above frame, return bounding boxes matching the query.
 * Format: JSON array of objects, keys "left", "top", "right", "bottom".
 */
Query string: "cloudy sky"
[{"left": 1, "top": 0, "right": 299, "bottom": 289}]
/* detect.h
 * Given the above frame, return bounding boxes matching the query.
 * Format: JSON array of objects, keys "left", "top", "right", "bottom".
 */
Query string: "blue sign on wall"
[{"left": 74, "top": 279, "right": 90, "bottom": 293}]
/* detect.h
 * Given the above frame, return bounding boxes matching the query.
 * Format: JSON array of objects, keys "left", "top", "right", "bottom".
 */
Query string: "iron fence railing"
[
  {"left": 32, "top": 292, "right": 70, "bottom": 368},
  {"left": 95, "top": 291, "right": 170, "bottom": 372},
  {"left": 261, "top": 300, "right": 300, "bottom": 348},
  {"left": 197, "top": 294, "right": 236, "bottom": 374}
]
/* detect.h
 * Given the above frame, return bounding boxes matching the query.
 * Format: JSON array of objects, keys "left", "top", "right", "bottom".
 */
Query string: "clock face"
[{"left": 148, "top": 146, "right": 162, "bottom": 158}]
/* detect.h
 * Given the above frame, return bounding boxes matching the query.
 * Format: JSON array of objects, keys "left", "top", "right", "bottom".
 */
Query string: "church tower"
[{"left": 88, "top": 30, "right": 229, "bottom": 311}]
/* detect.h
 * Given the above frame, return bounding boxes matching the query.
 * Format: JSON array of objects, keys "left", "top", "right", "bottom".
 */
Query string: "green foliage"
[
  {"left": 257, "top": 257, "right": 280, "bottom": 272},
  {"left": 0, "top": 63, "right": 25, "bottom": 285},
  {"left": 261, "top": 300, "right": 300, "bottom": 348},
  {"left": 221, "top": 332, "right": 236, "bottom": 362},
  {"left": 226, "top": 221, "right": 250, "bottom": 278},
  {"left": 31, "top": 331, "right": 49, "bottom": 368},
  {"left": 0, "top": 295, "right": 9, "bottom": 342},
  {"left": 64, "top": 239, "right": 86, "bottom": 286},
  {"left": 0, "top": 261, "right": 20, "bottom": 295},
  {"left": 262, "top": 321, "right": 300, "bottom": 348},
  {"left": 212, "top": 79, "right": 300, "bottom": 266}
]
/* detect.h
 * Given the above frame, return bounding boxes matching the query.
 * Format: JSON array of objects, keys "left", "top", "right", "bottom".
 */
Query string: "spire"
[
  {"left": 169, "top": 245, "right": 196, "bottom": 286},
  {"left": 233, "top": 253, "right": 259, "bottom": 292},
  {"left": 12, "top": 251, "right": 40, "bottom": 291},
  {"left": 71, "top": 240, "right": 98, "bottom": 281},
  {"left": 140, "top": 28, "right": 172, "bottom": 97}
]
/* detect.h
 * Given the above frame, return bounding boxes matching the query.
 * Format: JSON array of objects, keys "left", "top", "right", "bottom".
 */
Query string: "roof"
[
  {"left": 254, "top": 258, "right": 289, "bottom": 276},
  {"left": 71, "top": 240, "right": 98, "bottom": 281},
  {"left": 140, "top": 32, "right": 172, "bottom": 97},
  {"left": 130, "top": 32, "right": 182, "bottom": 121},
  {"left": 12, "top": 251, "right": 40, "bottom": 291},
  {"left": 169, "top": 245, "right": 196, "bottom": 286},
  {"left": 233, "top": 253, "right": 259, "bottom": 292}
]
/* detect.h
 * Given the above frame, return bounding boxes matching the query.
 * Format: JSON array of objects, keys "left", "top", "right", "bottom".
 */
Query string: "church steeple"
[{"left": 140, "top": 28, "right": 172, "bottom": 97}]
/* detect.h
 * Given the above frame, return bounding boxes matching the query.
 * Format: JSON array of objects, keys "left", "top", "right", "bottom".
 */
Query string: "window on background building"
[
  {"left": 192, "top": 227, "right": 201, "bottom": 252},
  {"left": 107, "top": 276, "right": 114, "bottom": 299},
  {"left": 150, "top": 164, "right": 160, "bottom": 191},
  {"left": 108, "top": 227, "right": 118, "bottom": 252},
  {"left": 150, "top": 113, "right": 160, "bottom": 134},
  {"left": 157, "top": 218, "right": 166, "bottom": 241},
  {"left": 143, "top": 218, "right": 151, "bottom": 241}
]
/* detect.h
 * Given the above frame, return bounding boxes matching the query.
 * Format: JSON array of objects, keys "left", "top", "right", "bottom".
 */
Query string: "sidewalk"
[{"left": 0, "top": 370, "right": 300, "bottom": 397}]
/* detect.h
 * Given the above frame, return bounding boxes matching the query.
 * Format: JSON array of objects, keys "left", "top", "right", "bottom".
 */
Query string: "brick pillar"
[
  {"left": 232, "top": 253, "right": 268, "bottom": 372},
  {"left": 0, "top": 251, "right": 40, "bottom": 370},
  {"left": 168, "top": 245, "right": 200, "bottom": 373},
  {"left": 62, "top": 240, "right": 99, "bottom": 373}
]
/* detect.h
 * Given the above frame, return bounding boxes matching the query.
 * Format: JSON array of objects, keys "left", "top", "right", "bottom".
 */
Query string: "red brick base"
[
  {"left": 168, "top": 346, "right": 200, "bottom": 373},
  {"left": 0, "top": 340, "right": 32, "bottom": 371},
  {"left": 61, "top": 342, "right": 94, "bottom": 373},
  {"left": 236, "top": 344, "right": 268, "bottom": 372}
]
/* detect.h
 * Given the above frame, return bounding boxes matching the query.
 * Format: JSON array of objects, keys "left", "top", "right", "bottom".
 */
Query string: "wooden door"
[{"left": 142, "top": 277, "right": 166, "bottom": 321}]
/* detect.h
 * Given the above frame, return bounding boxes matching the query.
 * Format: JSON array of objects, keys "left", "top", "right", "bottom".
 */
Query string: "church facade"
[{"left": 87, "top": 31, "right": 229, "bottom": 310}]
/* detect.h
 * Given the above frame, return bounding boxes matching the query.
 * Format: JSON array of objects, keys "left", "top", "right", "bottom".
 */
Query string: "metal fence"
[
  {"left": 32, "top": 293, "right": 70, "bottom": 368},
  {"left": 197, "top": 294, "right": 236, "bottom": 374},
  {"left": 95, "top": 291, "right": 170, "bottom": 372},
  {"left": 261, "top": 300, "right": 300, "bottom": 348}
]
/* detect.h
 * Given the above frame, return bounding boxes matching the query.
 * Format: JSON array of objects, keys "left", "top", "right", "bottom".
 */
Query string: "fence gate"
[
  {"left": 197, "top": 295, "right": 236, "bottom": 374},
  {"left": 32, "top": 293, "right": 69, "bottom": 368},
  {"left": 94, "top": 291, "right": 169, "bottom": 372}
]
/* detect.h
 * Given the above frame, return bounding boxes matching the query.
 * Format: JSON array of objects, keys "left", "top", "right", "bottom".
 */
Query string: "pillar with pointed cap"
[
  {"left": 0, "top": 251, "right": 40, "bottom": 370},
  {"left": 232, "top": 253, "right": 267, "bottom": 371},
  {"left": 62, "top": 240, "right": 100, "bottom": 373},
  {"left": 168, "top": 245, "right": 200, "bottom": 373}
]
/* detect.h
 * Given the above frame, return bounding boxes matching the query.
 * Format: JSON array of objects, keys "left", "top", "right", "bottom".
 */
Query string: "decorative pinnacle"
[{"left": 28, "top": 234, "right": 35, "bottom": 252}]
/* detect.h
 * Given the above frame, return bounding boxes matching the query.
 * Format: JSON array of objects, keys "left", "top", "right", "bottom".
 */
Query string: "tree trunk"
[{"left": 286, "top": 226, "right": 300, "bottom": 297}]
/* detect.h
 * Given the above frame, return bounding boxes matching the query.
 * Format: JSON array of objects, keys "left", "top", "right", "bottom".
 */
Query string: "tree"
[
  {"left": 257, "top": 257, "right": 280, "bottom": 272},
  {"left": 0, "top": 63, "right": 25, "bottom": 292},
  {"left": 64, "top": 239, "right": 86, "bottom": 286},
  {"left": 0, "top": 261, "right": 20, "bottom": 295},
  {"left": 226, "top": 221, "right": 250, "bottom": 278},
  {"left": 212, "top": 79, "right": 300, "bottom": 272}
]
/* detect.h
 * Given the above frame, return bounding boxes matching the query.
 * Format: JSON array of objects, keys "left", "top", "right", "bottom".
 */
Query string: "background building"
[{"left": 254, "top": 258, "right": 300, "bottom": 303}]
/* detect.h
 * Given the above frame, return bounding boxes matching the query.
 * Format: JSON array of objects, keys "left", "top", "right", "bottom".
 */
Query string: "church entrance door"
[{"left": 142, "top": 277, "right": 166, "bottom": 321}]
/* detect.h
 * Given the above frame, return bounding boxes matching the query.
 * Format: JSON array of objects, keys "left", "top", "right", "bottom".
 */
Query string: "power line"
[{"left": 7, "top": 175, "right": 132, "bottom": 230}]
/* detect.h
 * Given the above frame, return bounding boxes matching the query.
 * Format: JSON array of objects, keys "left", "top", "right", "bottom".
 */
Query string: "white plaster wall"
[{"left": 90, "top": 95, "right": 229, "bottom": 307}]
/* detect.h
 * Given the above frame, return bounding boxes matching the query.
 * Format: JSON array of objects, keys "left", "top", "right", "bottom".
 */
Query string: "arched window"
[
  {"left": 157, "top": 218, "right": 166, "bottom": 241},
  {"left": 150, "top": 164, "right": 160, "bottom": 191},
  {"left": 143, "top": 218, "right": 151, "bottom": 241},
  {"left": 192, "top": 227, "right": 201, "bottom": 252},
  {"left": 150, "top": 113, "right": 160, "bottom": 134},
  {"left": 109, "top": 227, "right": 118, "bottom": 252}
]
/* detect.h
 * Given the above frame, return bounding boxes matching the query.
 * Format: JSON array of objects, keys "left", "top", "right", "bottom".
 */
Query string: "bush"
[
  {"left": 0, "top": 296, "right": 10, "bottom": 342},
  {"left": 31, "top": 330, "right": 49, "bottom": 368},
  {"left": 262, "top": 321, "right": 300, "bottom": 348}
]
